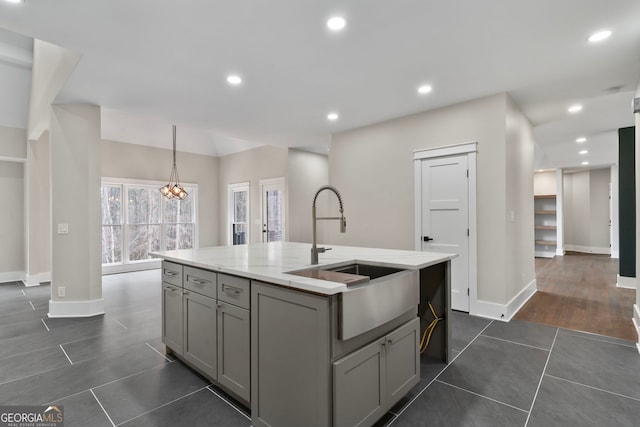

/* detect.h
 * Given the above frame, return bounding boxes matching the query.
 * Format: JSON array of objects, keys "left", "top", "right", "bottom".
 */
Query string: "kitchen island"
[{"left": 152, "top": 242, "right": 454, "bottom": 427}]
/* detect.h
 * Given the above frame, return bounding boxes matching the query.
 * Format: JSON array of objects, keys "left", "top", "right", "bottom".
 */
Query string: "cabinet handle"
[
  {"left": 222, "top": 285, "right": 241, "bottom": 295},
  {"left": 191, "top": 278, "right": 207, "bottom": 285},
  {"left": 164, "top": 271, "right": 177, "bottom": 276},
  {"left": 183, "top": 291, "right": 189, "bottom": 295},
  {"left": 387, "top": 339, "right": 393, "bottom": 345}
]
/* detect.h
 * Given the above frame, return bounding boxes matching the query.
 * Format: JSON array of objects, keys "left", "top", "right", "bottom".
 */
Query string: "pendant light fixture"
[{"left": 159, "top": 125, "right": 188, "bottom": 200}]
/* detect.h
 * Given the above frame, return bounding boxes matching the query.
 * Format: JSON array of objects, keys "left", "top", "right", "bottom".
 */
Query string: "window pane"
[
  {"left": 232, "top": 223, "right": 247, "bottom": 245},
  {"left": 101, "top": 185, "right": 121, "bottom": 224},
  {"left": 234, "top": 190, "right": 247, "bottom": 223},
  {"left": 128, "top": 187, "right": 161, "bottom": 224},
  {"left": 165, "top": 223, "right": 194, "bottom": 250},
  {"left": 128, "top": 225, "right": 160, "bottom": 261},
  {"left": 102, "top": 225, "right": 122, "bottom": 263},
  {"left": 165, "top": 191, "right": 193, "bottom": 224},
  {"left": 266, "top": 189, "right": 283, "bottom": 242}
]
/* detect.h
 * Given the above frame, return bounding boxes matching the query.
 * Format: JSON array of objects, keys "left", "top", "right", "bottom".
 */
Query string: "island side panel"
[
  {"left": 251, "top": 281, "right": 332, "bottom": 427},
  {"left": 418, "top": 260, "right": 451, "bottom": 363}
]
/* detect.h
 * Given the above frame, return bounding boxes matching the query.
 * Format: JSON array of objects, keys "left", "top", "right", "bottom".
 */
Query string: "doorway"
[
  {"left": 260, "top": 177, "right": 285, "bottom": 243},
  {"left": 414, "top": 143, "right": 477, "bottom": 313}
]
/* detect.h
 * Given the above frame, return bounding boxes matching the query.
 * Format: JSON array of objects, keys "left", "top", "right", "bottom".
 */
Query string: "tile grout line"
[
  {"left": 112, "top": 319, "right": 128, "bottom": 330},
  {"left": 21, "top": 289, "right": 26, "bottom": 296},
  {"left": 545, "top": 374, "right": 640, "bottom": 403},
  {"left": 41, "top": 318, "right": 50, "bottom": 331},
  {"left": 481, "top": 334, "right": 551, "bottom": 352},
  {"left": 59, "top": 344, "right": 73, "bottom": 365},
  {"left": 206, "top": 386, "right": 252, "bottom": 421},
  {"left": 563, "top": 329, "right": 637, "bottom": 349},
  {"left": 144, "top": 342, "right": 172, "bottom": 362},
  {"left": 29, "top": 301, "right": 35, "bottom": 311},
  {"left": 435, "top": 379, "right": 529, "bottom": 413},
  {"left": 116, "top": 386, "right": 209, "bottom": 426},
  {"left": 90, "top": 389, "right": 116, "bottom": 427},
  {"left": 388, "top": 320, "right": 495, "bottom": 425},
  {"left": 524, "top": 327, "right": 559, "bottom": 427}
]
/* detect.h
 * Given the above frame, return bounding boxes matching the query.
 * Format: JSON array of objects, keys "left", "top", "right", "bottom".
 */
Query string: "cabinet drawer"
[
  {"left": 184, "top": 266, "right": 217, "bottom": 298},
  {"left": 162, "top": 261, "right": 183, "bottom": 287},
  {"left": 218, "top": 274, "right": 250, "bottom": 309}
]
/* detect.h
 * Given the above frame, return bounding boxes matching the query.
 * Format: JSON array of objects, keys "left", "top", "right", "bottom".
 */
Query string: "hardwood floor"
[{"left": 514, "top": 252, "right": 638, "bottom": 341}]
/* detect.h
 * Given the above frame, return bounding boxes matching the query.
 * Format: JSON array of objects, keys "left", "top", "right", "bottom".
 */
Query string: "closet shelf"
[
  {"left": 535, "top": 210, "right": 556, "bottom": 215},
  {"left": 534, "top": 194, "right": 556, "bottom": 199},
  {"left": 535, "top": 225, "right": 557, "bottom": 230},
  {"left": 535, "top": 240, "right": 557, "bottom": 246}
]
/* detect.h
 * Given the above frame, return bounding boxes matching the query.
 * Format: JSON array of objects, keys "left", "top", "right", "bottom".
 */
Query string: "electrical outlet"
[
  {"left": 634, "top": 97, "right": 640, "bottom": 114},
  {"left": 57, "top": 223, "right": 69, "bottom": 234},
  {"left": 58, "top": 287, "right": 65, "bottom": 297}
]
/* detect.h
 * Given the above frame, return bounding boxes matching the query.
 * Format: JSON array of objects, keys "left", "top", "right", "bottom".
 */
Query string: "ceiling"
[{"left": 0, "top": 0, "right": 638, "bottom": 168}]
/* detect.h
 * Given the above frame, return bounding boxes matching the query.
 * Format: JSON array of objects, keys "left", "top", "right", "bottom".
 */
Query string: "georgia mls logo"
[{"left": 0, "top": 405, "right": 64, "bottom": 427}]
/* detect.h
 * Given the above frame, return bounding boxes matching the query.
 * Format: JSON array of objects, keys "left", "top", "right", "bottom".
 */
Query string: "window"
[
  {"left": 101, "top": 179, "right": 197, "bottom": 271},
  {"left": 229, "top": 183, "right": 249, "bottom": 245}
]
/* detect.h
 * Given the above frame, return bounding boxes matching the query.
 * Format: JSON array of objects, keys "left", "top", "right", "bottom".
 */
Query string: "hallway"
[{"left": 515, "top": 253, "right": 637, "bottom": 341}]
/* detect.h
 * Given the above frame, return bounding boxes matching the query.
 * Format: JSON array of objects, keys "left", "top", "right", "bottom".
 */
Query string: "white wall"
[
  {"left": 287, "top": 149, "right": 329, "bottom": 243},
  {"left": 534, "top": 171, "right": 556, "bottom": 195},
  {"left": 0, "top": 125, "right": 26, "bottom": 282},
  {"left": 328, "top": 93, "right": 533, "bottom": 308},
  {"left": 563, "top": 168, "right": 611, "bottom": 253},
  {"left": 218, "top": 146, "right": 288, "bottom": 245},
  {"left": 505, "top": 96, "right": 536, "bottom": 303},
  {"left": 101, "top": 139, "right": 220, "bottom": 247}
]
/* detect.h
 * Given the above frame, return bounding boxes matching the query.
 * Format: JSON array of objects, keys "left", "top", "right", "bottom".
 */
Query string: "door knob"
[{"left": 423, "top": 236, "right": 434, "bottom": 242}]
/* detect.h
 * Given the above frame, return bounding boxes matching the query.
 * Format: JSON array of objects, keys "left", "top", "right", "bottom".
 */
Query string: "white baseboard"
[
  {"left": 102, "top": 259, "right": 160, "bottom": 275},
  {"left": 23, "top": 272, "right": 51, "bottom": 287},
  {"left": 556, "top": 248, "right": 565, "bottom": 256},
  {"left": 0, "top": 271, "right": 25, "bottom": 283},
  {"left": 470, "top": 279, "right": 537, "bottom": 322},
  {"left": 617, "top": 275, "right": 636, "bottom": 289},
  {"left": 507, "top": 279, "right": 537, "bottom": 320},
  {"left": 564, "top": 244, "right": 611, "bottom": 255},
  {"left": 535, "top": 250, "right": 555, "bottom": 258},
  {"left": 48, "top": 298, "right": 105, "bottom": 318}
]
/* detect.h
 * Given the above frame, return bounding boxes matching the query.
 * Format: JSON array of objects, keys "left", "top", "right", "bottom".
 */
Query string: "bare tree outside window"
[{"left": 101, "top": 185, "right": 122, "bottom": 264}]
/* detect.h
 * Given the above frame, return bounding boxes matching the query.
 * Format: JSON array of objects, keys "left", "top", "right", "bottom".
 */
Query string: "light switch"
[{"left": 57, "top": 223, "right": 69, "bottom": 234}]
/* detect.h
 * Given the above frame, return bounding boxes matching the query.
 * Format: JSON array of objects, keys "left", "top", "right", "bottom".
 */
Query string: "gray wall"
[
  {"left": 563, "top": 168, "right": 610, "bottom": 252},
  {"left": 287, "top": 149, "right": 329, "bottom": 243},
  {"left": 327, "top": 93, "right": 534, "bottom": 305},
  {"left": 101, "top": 139, "right": 220, "bottom": 247},
  {"left": 218, "top": 145, "right": 288, "bottom": 245}
]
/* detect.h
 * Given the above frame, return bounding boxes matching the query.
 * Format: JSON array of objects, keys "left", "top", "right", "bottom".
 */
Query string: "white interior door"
[
  {"left": 421, "top": 155, "right": 469, "bottom": 312},
  {"left": 260, "top": 178, "right": 285, "bottom": 243}
]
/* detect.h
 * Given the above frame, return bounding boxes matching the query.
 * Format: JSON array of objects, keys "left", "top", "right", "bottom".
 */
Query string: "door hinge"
[
  {"left": 466, "top": 169, "right": 469, "bottom": 178},
  {"left": 467, "top": 228, "right": 469, "bottom": 237},
  {"left": 467, "top": 288, "right": 470, "bottom": 296}
]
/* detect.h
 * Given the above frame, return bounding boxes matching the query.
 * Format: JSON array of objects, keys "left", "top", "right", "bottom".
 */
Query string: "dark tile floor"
[{"left": 1, "top": 271, "right": 639, "bottom": 427}]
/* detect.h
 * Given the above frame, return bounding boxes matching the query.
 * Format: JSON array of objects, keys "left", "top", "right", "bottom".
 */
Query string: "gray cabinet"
[
  {"left": 251, "top": 281, "right": 331, "bottom": 427},
  {"left": 183, "top": 290, "right": 217, "bottom": 379},
  {"left": 217, "top": 301, "right": 250, "bottom": 402},
  {"left": 162, "top": 283, "right": 183, "bottom": 355},
  {"left": 333, "top": 318, "right": 420, "bottom": 427}
]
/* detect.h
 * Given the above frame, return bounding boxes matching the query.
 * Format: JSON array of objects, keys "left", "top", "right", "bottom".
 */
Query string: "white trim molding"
[
  {"left": 0, "top": 271, "right": 25, "bottom": 283},
  {"left": 23, "top": 272, "right": 51, "bottom": 287},
  {"left": 48, "top": 298, "right": 105, "bottom": 318},
  {"left": 617, "top": 275, "right": 636, "bottom": 289},
  {"left": 470, "top": 279, "right": 537, "bottom": 322}
]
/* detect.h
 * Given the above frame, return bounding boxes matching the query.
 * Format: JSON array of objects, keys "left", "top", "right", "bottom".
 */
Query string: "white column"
[
  {"left": 555, "top": 168, "right": 564, "bottom": 256},
  {"left": 48, "top": 104, "right": 103, "bottom": 317}
]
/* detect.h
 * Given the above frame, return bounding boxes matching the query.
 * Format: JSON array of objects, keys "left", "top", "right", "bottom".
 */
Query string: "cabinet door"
[
  {"left": 162, "top": 283, "right": 183, "bottom": 355},
  {"left": 333, "top": 337, "right": 386, "bottom": 427},
  {"left": 217, "top": 302, "right": 250, "bottom": 403},
  {"left": 183, "top": 291, "right": 217, "bottom": 379},
  {"left": 385, "top": 317, "right": 420, "bottom": 406}
]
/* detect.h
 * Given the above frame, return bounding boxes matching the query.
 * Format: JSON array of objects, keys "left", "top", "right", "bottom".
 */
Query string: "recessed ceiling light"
[
  {"left": 576, "top": 137, "right": 587, "bottom": 143},
  {"left": 588, "top": 30, "right": 612, "bottom": 43},
  {"left": 579, "top": 150, "right": 588, "bottom": 155},
  {"left": 568, "top": 104, "right": 583, "bottom": 113},
  {"left": 417, "top": 85, "right": 432, "bottom": 95},
  {"left": 327, "top": 112, "right": 339, "bottom": 121},
  {"left": 327, "top": 16, "right": 346, "bottom": 31},
  {"left": 581, "top": 161, "right": 589, "bottom": 166},
  {"left": 4, "top": 0, "right": 25, "bottom": 3},
  {"left": 226, "top": 75, "right": 242, "bottom": 85}
]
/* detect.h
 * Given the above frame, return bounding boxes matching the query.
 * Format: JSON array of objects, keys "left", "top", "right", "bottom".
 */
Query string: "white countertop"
[{"left": 152, "top": 242, "right": 455, "bottom": 295}]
